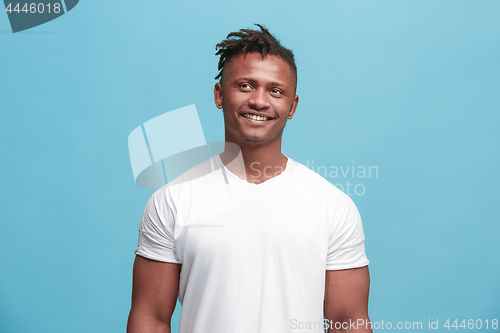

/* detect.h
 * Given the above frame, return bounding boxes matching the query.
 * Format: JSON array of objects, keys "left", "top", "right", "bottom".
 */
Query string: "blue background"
[{"left": 1, "top": 1, "right": 499, "bottom": 332}]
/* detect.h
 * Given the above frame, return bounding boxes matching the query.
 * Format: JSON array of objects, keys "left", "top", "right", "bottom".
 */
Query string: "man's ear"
[
  {"left": 287, "top": 95, "right": 299, "bottom": 119},
  {"left": 214, "top": 82, "right": 223, "bottom": 109}
]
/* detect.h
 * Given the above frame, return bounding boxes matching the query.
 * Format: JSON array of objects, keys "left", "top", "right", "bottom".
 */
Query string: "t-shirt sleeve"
[
  {"left": 326, "top": 194, "right": 369, "bottom": 270},
  {"left": 134, "top": 188, "right": 181, "bottom": 264}
]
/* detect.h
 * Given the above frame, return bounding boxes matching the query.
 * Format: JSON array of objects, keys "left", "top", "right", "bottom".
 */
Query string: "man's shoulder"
[
  {"left": 288, "top": 158, "right": 356, "bottom": 205},
  {"left": 289, "top": 159, "right": 341, "bottom": 189}
]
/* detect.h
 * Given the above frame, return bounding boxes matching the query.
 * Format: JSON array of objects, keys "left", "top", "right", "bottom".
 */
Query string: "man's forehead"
[{"left": 221, "top": 52, "right": 296, "bottom": 85}]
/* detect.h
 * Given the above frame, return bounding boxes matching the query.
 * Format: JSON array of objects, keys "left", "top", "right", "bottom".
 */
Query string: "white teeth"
[{"left": 243, "top": 113, "right": 269, "bottom": 121}]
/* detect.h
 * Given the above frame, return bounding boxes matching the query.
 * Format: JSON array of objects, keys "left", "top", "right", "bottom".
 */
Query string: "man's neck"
[{"left": 219, "top": 139, "right": 288, "bottom": 184}]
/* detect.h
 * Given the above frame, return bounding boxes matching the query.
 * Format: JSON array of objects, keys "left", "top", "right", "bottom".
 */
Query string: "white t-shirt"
[{"left": 135, "top": 154, "right": 369, "bottom": 333}]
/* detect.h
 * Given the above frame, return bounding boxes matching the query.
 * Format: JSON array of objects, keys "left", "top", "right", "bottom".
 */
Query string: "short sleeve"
[
  {"left": 134, "top": 188, "right": 181, "bottom": 264},
  {"left": 326, "top": 194, "right": 369, "bottom": 270}
]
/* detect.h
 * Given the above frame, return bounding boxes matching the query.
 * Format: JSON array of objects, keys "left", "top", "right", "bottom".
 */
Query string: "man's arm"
[
  {"left": 127, "top": 255, "right": 181, "bottom": 333},
  {"left": 324, "top": 266, "right": 372, "bottom": 333}
]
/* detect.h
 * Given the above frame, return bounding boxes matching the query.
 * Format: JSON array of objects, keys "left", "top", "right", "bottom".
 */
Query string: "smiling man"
[{"left": 127, "top": 24, "right": 372, "bottom": 333}]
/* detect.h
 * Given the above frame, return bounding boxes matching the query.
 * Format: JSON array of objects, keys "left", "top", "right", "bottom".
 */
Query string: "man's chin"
[
  {"left": 239, "top": 131, "right": 283, "bottom": 145},
  {"left": 243, "top": 136, "right": 265, "bottom": 144},
  {"left": 237, "top": 130, "right": 266, "bottom": 143}
]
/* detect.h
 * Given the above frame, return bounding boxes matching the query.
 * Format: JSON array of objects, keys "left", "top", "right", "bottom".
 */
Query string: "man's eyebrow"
[{"left": 236, "top": 77, "right": 289, "bottom": 89}]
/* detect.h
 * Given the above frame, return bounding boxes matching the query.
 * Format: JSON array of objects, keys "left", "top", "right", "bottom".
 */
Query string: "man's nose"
[{"left": 248, "top": 89, "right": 270, "bottom": 110}]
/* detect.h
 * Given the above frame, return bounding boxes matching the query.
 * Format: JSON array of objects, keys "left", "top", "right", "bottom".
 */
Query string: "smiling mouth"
[{"left": 242, "top": 113, "right": 273, "bottom": 121}]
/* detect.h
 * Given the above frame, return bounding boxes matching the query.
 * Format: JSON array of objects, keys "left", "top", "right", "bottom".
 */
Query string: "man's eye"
[
  {"left": 240, "top": 83, "right": 251, "bottom": 89},
  {"left": 271, "top": 88, "right": 282, "bottom": 94}
]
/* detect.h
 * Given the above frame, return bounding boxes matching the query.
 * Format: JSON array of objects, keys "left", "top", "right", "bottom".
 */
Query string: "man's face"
[{"left": 214, "top": 52, "right": 299, "bottom": 146}]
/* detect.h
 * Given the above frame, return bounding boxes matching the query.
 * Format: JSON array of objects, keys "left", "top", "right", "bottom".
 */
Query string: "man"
[{"left": 127, "top": 24, "right": 372, "bottom": 333}]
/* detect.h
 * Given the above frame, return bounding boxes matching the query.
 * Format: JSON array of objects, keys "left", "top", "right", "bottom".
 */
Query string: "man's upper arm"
[
  {"left": 324, "top": 266, "right": 371, "bottom": 332},
  {"left": 127, "top": 255, "right": 181, "bottom": 332},
  {"left": 326, "top": 193, "right": 368, "bottom": 270}
]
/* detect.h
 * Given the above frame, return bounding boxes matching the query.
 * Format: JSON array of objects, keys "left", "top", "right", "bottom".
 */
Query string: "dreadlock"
[{"left": 215, "top": 24, "right": 297, "bottom": 86}]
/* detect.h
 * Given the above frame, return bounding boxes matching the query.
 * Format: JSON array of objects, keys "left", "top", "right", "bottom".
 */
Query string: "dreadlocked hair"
[{"left": 214, "top": 24, "right": 297, "bottom": 83}]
